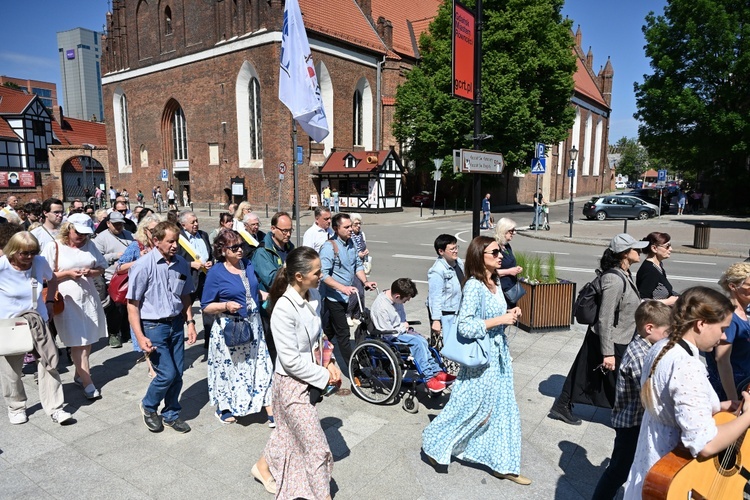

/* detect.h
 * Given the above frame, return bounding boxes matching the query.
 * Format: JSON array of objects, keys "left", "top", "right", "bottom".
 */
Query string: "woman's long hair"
[
  {"left": 463, "top": 236, "right": 498, "bottom": 289},
  {"left": 267, "top": 246, "right": 320, "bottom": 310},
  {"left": 641, "top": 286, "right": 733, "bottom": 409},
  {"left": 600, "top": 248, "right": 628, "bottom": 271}
]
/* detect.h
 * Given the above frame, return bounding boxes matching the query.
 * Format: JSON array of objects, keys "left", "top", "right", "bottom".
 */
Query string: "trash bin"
[{"left": 693, "top": 222, "right": 710, "bottom": 249}]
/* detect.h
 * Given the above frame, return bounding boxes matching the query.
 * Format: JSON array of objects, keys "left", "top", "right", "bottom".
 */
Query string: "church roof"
[
  {"left": 371, "top": 0, "right": 441, "bottom": 58},
  {"left": 573, "top": 56, "right": 608, "bottom": 108}
]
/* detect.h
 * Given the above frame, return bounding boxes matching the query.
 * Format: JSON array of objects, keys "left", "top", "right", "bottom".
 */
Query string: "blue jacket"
[
  {"left": 427, "top": 257, "right": 464, "bottom": 318},
  {"left": 251, "top": 231, "right": 294, "bottom": 292}
]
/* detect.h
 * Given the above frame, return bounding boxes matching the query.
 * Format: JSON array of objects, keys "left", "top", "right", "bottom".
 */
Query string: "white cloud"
[{"left": 0, "top": 51, "right": 57, "bottom": 69}]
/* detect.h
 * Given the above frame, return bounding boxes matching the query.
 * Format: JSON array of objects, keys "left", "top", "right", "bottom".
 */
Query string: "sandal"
[{"left": 215, "top": 409, "right": 236, "bottom": 424}]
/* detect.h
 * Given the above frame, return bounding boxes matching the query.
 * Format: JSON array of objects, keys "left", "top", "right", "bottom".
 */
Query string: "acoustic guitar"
[{"left": 643, "top": 411, "right": 750, "bottom": 499}]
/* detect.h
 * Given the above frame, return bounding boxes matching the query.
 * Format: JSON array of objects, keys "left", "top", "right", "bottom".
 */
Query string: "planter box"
[{"left": 516, "top": 281, "right": 576, "bottom": 332}]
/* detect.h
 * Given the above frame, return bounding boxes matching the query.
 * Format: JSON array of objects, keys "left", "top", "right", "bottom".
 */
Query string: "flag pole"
[{"left": 293, "top": 117, "right": 301, "bottom": 247}]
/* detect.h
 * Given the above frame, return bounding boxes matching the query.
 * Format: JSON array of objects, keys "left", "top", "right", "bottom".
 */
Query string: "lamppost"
[
  {"left": 568, "top": 146, "right": 578, "bottom": 238},
  {"left": 82, "top": 143, "right": 95, "bottom": 197}
]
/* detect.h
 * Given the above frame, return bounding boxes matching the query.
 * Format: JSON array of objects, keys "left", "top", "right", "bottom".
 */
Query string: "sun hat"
[
  {"left": 609, "top": 233, "right": 649, "bottom": 253},
  {"left": 67, "top": 213, "right": 94, "bottom": 234}
]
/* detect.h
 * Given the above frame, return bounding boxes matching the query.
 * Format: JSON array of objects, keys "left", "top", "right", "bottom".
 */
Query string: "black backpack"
[{"left": 573, "top": 269, "right": 627, "bottom": 326}]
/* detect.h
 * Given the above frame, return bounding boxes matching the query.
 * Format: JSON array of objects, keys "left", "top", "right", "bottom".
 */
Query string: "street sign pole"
[
  {"left": 534, "top": 173, "right": 540, "bottom": 232},
  {"left": 471, "top": 0, "right": 483, "bottom": 239},
  {"left": 432, "top": 158, "right": 443, "bottom": 216}
]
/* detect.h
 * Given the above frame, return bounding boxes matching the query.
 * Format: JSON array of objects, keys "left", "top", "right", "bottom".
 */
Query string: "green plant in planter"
[
  {"left": 514, "top": 252, "right": 560, "bottom": 284},
  {"left": 547, "top": 253, "right": 557, "bottom": 284}
]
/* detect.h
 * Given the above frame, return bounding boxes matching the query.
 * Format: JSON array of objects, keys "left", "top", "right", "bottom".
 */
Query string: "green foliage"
[
  {"left": 515, "top": 251, "right": 558, "bottom": 284},
  {"left": 635, "top": 0, "right": 750, "bottom": 205},
  {"left": 394, "top": 0, "right": 577, "bottom": 177},
  {"left": 2, "top": 82, "right": 22, "bottom": 91},
  {"left": 613, "top": 137, "right": 649, "bottom": 179},
  {"left": 546, "top": 253, "right": 557, "bottom": 284}
]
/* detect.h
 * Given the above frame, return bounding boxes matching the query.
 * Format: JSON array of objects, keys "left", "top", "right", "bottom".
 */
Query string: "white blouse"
[{"left": 623, "top": 338, "right": 720, "bottom": 499}]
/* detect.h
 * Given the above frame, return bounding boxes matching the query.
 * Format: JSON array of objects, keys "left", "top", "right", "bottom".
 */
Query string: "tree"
[
  {"left": 2, "top": 82, "right": 22, "bottom": 91},
  {"left": 635, "top": 0, "right": 750, "bottom": 205},
  {"left": 394, "top": 0, "right": 576, "bottom": 179},
  {"left": 613, "top": 137, "right": 648, "bottom": 179}
]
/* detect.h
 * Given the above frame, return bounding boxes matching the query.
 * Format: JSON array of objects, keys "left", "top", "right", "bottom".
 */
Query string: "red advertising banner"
[
  {"left": 0, "top": 171, "right": 36, "bottom": 188},
  {"left": 18, "top": 171, "right": 35, "bottom": 188},
  {"left": 0, "top": 172, "right": 7, "bottom": 188},
  {"left": 452, "top": 1, "right": 475, "bottom": 102}
]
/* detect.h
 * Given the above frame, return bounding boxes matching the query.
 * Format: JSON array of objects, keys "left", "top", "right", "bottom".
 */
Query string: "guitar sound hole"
[{"left": 713, "top": 448, "right": 741, "bottom": 476}]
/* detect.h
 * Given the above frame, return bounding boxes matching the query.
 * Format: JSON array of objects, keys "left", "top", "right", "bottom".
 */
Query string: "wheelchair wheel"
[
  {"left": 402, "top": 395, "right": 419, "bottom": 414},
  {"left": 349, "top": 339, "right": 402, "bottom": 404}
]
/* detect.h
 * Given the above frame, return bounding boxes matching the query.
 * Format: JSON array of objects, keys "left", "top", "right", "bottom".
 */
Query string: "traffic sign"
[
  {"left": 531, "top": 158, "right": 546, "bottom": 174},
  {"left": 536, "top": 143, "right": 546, "bottom": 159},
  {"left": 160, "top": 169, "right": 168, "bottom": 181},
  {"left": 296, "top": 146, "right": 303, "bottom": 165},
  {"left": 657, "top": 169, "right": 667, "bottom": 182},
  {"left": 459, "top": 149, "right": 504, "bottom": 174},
  {"left": 567, "top": 168, "right": 575, "bottom": 178},
  {"left": 278, "top": 162, "right": 287, "bottom": 174},
  {"left": 279, "top": 173, "right": 285, "bottom": 181}
]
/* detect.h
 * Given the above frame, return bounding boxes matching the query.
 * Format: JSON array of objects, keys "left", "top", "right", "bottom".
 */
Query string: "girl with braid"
[{"left": 624, "top": 287, "right": 750, "bottom": 499}]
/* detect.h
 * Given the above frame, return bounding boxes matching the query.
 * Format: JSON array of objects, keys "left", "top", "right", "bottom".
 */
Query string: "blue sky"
[{"left": 0, "top": 0, "right": 666, "bottom": 143}]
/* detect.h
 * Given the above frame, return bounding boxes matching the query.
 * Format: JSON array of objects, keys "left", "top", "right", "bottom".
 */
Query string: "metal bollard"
[
  {"left": 454, "top": 199, "right": 457, "bottom": 213},
  {"left": 623, "top": 219, "right": 627, "bottom": 234},
  {"left": 208, "top": 203, "right": 212, "bottom": 217},
  {"left": 443, "top": 199, "right": 446, "bottom": 215},
  {"left": 265, "top": 204, "right": 269, "bottom": 218},
  {"left": 420, "top": 202, "right": 423, "bottom": 218}
]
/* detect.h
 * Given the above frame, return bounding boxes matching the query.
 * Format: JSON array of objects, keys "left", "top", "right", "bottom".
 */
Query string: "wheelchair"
[{"left": 347, "top": 292, "right": 448, "bottom": 414}]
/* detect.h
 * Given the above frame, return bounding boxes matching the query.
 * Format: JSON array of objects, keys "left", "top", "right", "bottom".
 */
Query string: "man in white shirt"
[
  {"left": 1, "top": 195, "right": 19, "bottom": 217},
  {"left": 167, "top": 186, "right": 176, "bottom": 210},
  {"left": 302, "top": 207, "right": 333, "bottom": 252},
  {"left": 31, "top": 198, "right": 64, "bottom": 251}
]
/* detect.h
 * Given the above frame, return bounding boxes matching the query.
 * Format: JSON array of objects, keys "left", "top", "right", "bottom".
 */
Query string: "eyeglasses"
[
  {"left": 658, "top": 243, "right": 672, "bottom": 249},
  {"left": 227, "top": 244, "right": 243, "bottom": 252},
  {"left": 508, "top": 229, "right": 517, "bottom": 234},
  {"left": 445, "top": 246, "right": 459, "bottom": 252},
  {"left": 18, "top": 250, "right": 39, "bottom": 257},
  {"left": 118, "top": 209, "right": 128, "bottom": 214},
  {"left": 484, "top": 249, "right": 501, "bottom": 257},
  {"left": 274, "top": 227, "right": 293, "bottom": 234}
]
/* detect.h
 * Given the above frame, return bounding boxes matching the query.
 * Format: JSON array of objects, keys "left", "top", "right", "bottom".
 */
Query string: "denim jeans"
[
  {"left": 142, "top": 317, "right": 185, "bottom": 423},
  {"left": 532, "top": 205, "right": 542, "bottom": 226},
  {"left": 480, "top": 211, "right": 490, "bottom": 228},
  {"left": 397, "top": 332, "right": 440, "bottom": 379}
]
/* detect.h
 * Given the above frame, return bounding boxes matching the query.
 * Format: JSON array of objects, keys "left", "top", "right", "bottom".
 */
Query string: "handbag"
[
  {"left": 221, "top": 262, "right": 255, "bottom": 347},
  {"left": 41, "top": 242, "right": 64, "bottom": 315},
  {"left": 503, "top": 280, "right": 526, "bottom": 305},
  {"left": 440, "top": 289, "right": 490, "bottom": 368},
  {"left": 0, "top": 318, "right": 33, "bottom": 357},
  {"left": 108, "top": 272, "right": 129, "bottom": 304}
]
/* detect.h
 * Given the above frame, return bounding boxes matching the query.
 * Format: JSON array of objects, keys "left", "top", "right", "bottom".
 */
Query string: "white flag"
[{"left": 279, "top": 0, "right": 329, "bottom": 143}]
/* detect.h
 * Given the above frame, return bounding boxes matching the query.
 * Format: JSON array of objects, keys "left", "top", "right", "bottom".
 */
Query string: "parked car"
[
  {"left": 411, "top": 191, "right": 434, "bottom": 206},
  {"left": 615, "top": 181, "right": 627, "bottom": 189},
  {"left": 583, "top": 195, "right": 658, "bottom": 221},
  {"left": 618, "top": 189, "right": 671, "bottom": 214}
]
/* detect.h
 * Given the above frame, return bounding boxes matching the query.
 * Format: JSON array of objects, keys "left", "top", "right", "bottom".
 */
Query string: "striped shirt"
[{"left": 612, "top": 334, "right": 651, "bottom": 428}]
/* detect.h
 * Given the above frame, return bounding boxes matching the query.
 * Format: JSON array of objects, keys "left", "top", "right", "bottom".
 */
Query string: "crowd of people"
[{"left": 2, "top": 191, "right": 749, "bottom": 498}]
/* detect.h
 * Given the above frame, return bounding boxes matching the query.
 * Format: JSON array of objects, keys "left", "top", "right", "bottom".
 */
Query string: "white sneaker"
[
  {"left": 347, "top": 317, "right": 355, "bottom": 327},
  {"left": 51, "top": 409, "right": 73, "bottom": 424},
  {"left": 8, "top": 408, "right": 28, "bottom": 425},
  {"left": 83, "top": 384, "right": 101, "bottom": 400}
]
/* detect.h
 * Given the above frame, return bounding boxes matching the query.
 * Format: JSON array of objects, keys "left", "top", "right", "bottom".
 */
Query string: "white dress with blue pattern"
[{"left": 422, "top": 278, "right": 522, "bottom": 474}]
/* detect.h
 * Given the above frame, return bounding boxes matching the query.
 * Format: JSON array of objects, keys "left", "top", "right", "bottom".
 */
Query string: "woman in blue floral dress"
[
  {"left": 422, "top": 235, "right": 530, "bottom": 485},
  {"left": 200, "top": 229, "right": 273, "bottom": 424}
]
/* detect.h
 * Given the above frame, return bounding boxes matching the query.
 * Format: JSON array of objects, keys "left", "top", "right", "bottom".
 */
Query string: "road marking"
[
  {"left": 392, "top": 254, "right": 435, "bottom": 261},
  {"left": 554, "top": 265, "right": 717, "bottom": 284},
  {"left": 672, "top": 260, "right": 716, "bottom": 266},
  {"left": 455, "top": 230, "right": 471, "bottom": 242},
  {"left": 532, "top": 251, "right": 570, "bottom": 255},
  {"left": 402, "top": 220, "right": 435, "bottom": 225},
  {"left": 420, "top": 243, "right": 433, "bottom": 246},
  {"left": 412, "top": 279, "right": 428, "bottom": 284},
  {"left": 367, "top": 240, "right": 388, "bottom": 244}
]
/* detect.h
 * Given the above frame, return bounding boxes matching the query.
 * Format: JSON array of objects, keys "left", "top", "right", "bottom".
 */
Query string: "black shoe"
[
  {"left": 164, "top": 418, "right": 191, "bottom": 433},
  {"left": 548, "top": 402, "right": 582, "bottom": 425},
  {"left": 140, "top": 403, "right": 163, "bottom": 432}
]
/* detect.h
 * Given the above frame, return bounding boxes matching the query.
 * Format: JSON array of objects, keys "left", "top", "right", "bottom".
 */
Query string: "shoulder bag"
[
  {"left": 503, "top": 279, "right": 526, "bottom": 305},
  {"left": 41, "top": 243, "right": 65, "bottom": 315},
  {"left": 0, "top": 318, "right": 33, "bottom": 357},
  {"left": 440, "top": 288, "right": 490, "bottom": 368},
  {"left": 221, "top": 262, "right": 255, "bottom": 347}
]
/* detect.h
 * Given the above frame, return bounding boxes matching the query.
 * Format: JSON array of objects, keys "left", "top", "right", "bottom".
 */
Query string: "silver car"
[{"left": 583, "top": 195, "right": 658, "bottom": 221}]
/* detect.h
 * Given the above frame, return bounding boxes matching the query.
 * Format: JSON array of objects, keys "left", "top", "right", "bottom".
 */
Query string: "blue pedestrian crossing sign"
[{"left": 531, "top": 158, "right": 546, "bottom": 174}]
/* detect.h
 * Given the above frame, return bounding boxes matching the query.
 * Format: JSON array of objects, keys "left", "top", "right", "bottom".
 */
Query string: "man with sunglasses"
[
  {"left": 31, "top": 198, "right": 65, "bottom": 251},
  {"left": 302, "top": 206, "right": 333, "bottom": 253},
  {"left": 97, "top": 201, "right": 136, "bottom": 234},
  {"left": 252, "top": 211, "right": 295, "bottom": 292}
]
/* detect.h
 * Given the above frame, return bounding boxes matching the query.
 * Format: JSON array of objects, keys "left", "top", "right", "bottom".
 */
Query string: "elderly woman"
[
  {"left": 494, "top": 218, "right": 524, "bottom": 308},
  {"left": 41, "top": 213, "right": 107, "bottom": 400},
  {"left": 201, "top": 229, "right": 273, "bottom": 425},
  {"left": 706, "top": 262, "right": 750, "bottom": 400},
  {"left": 636, "top": 231, "right": 679, "bottom": 305},
  {"left": 232, "top": 201, "right": 253, "bottom": 232},
  {"left": 347, "top": 212, "right": 370, "bottom": 324},
  {"left": 426, "top": 234, "right": 464, "bottom": 369},
  {"left": 0, "top": 232, "right": 72, "bottom": 425},
  {"left": 549, "top": 234, "right": 645, "bottom": 425},
  {"left": 115, "top": 213, "right": 163, "bottom": 377},
  {"left": 423, "top": 236, "right": 528, "bottom": 485}
]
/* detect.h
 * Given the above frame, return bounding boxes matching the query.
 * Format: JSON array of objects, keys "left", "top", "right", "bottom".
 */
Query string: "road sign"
[
  {"left": 459, "top": 149, "right": 505, "bottom": 174},
  {"left": 296, "top": 146, "right": 303, "bottom": 165},
  {"left": 657, "top": 169, "right": 667, "bottom": 182},
  {"left": 278, "top": 162, "right": 287, "bottom": 174},
  {"left": 531, "top": 158, "right": 546, "bottom": 174},
  {"left": 160, "top": 169, "right": 168, "bottom": 182},
  {"left": 536, "top": 143, "right": 546, "bottom": 159},
  {"left": 432, "top": 170, "right": 442, "bottom": 181},
  {"left": 568, "top": 168, "right": 575, "bottom": 178},
  {"left": 279, "top": 173, "right": 285, "bottom": 181}
]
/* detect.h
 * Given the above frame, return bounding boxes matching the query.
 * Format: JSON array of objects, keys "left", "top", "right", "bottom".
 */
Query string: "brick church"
[{"left": 100, "top": 1, "right": 612, "bottom": 208}]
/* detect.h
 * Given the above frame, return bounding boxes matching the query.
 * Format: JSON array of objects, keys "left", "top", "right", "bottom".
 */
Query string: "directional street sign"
[
  {"left": 459, "top": 149, "right": 505, "bottom": 174},
  {"left": 531, "top": 158, "right": 546, "bottom": 174}
]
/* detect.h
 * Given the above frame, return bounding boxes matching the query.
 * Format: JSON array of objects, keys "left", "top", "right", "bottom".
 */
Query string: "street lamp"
[
  {"left": 82, "top": 143, "right": 95, "bottom": 198},
  {"left": 568, "top": 146, "right": 578, "bottom": 238}
]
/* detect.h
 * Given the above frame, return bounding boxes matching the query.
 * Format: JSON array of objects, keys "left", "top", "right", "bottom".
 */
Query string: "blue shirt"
[
  {"left": 706, "top": 312, "right": 750, "bottom": 398},
  {"left": 126, "top": 249, "right": 194, "bottom": 320},
  {"left": 482, "top": 198, "right": 490, "bottom": 212},
  {"left": 200, "top": 260, "right": 260, "bottom": 318},
  {"left": 186, "top": 232, "right": 209, "bottom": 262},
  {"left": 319, "top": 236, "right": 362, "bottom": 303}
]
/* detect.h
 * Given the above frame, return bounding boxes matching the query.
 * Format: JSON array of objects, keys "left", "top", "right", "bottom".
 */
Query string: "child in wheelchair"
[{"left": 370, "top": 278, "right": 456, "bottom": 392}]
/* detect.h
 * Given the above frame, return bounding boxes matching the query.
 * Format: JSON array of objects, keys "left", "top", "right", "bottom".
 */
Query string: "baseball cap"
[
  {"left": 108, "top": 211, "right": 125, "bottom": 223},
  {"left": 68, "top": 213, "right": 94, "bottom": 234},
  {"left": 609, "top": 233, "right": 649, "bottom": 253}
]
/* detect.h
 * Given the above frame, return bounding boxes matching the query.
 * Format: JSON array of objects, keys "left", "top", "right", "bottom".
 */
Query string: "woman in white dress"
[
  {"left": 41, "top": 213, "right": 107, "bottom": 400},
  {"left": 624, "top": 286, "right": 750, "bottom": 499},
  {"left": 232, "top": 201, "right": 252, "bottom": 232}
]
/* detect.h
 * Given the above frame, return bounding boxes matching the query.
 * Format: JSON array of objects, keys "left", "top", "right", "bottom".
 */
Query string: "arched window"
[
  {"left": 236, "top": 61, "right": 263, "bottom": 168},
  {"left": 140, "top": 144, "right": 149, "bottom": 167},
  {"left": 172, "top": 106, "right": 188, "bottom": 161},
  {"left": 112, "top": 87, "right": 132, "bottom": 172},
  {"left": 164, "top": 6, "right": 172, "bottom": 35},
  {"left": 353, "top": 90, "right": 363, "bottom": 146}
]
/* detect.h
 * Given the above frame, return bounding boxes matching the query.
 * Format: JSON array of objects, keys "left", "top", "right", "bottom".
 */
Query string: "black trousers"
[
  {"left": 325, "top": 299, "right": 352, "bottom": 374},
  {"left": 104, "top": 301, "right": 130, "bottom": 339},
  {"left": 591, "top": 425, "right": 641, "bottom": 499}
]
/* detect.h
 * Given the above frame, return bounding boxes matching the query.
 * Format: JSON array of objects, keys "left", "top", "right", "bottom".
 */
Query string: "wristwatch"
[{"left": 185, "top": 319, "right": 196, "bottom": 325}]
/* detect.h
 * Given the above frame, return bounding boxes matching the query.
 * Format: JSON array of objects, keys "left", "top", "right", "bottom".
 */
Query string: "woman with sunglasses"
[
  {"left": 423, "top": 236, "right": 528, "bottom": 485},
  {"left": 41, "top": 214, "right": 107, "bottom": 400},
  {"left": 636, "top": 232, "right": 679, "bottom": 305},
  {"left": 200, "top": 229, "right": 273, "bottom": 426},
  {"left": 494, "top": 218, "right": 524, "bottom": 308}
]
